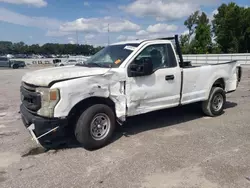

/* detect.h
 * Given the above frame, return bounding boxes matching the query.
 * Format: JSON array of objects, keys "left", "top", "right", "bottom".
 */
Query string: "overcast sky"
[{"left": 0, "top": 0, "right": 248, "bottom": 46}]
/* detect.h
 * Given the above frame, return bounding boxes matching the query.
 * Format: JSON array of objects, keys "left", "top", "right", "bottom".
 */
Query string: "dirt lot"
[{"left": 0, "top": 66, "right": 250, "bottom": 188}]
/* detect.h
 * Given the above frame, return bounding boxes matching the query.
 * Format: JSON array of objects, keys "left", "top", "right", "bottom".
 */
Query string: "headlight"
[{"left": 36, "top": 88, "right": 60, "bottom": 117}]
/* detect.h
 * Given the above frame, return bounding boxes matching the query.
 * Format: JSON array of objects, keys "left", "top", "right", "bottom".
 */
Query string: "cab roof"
[
  {"left": 111, "top": 40, "right": 145, "bottom": 45},
  {"left": 111, "top": 39, "right": 171, "bottom": 46}
]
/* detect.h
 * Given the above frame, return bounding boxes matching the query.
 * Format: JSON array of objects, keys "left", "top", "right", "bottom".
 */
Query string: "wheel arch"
[
  {"left": 205, "top": 77, "right": 226, "bottom": 100},
  {"left": 212, "top": 78, "right": 225, "bottom": 90},
  {"left": 68, "top": 96, "right": 116, "bottom": 122}
]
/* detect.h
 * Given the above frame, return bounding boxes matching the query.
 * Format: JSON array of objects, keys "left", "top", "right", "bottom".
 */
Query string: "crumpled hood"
[{"left": 22, "top": 65, "right": 110, "bottom": 86}]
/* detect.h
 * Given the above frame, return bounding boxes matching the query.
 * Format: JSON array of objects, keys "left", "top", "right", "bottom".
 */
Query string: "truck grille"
[{"left": 20, "top": 82, "right": 41, "bottom": 113}]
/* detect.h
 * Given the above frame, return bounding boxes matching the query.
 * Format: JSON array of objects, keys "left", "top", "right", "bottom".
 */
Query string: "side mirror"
[{"left": 128, "top": 57, "right": 153, "bottom": 77}]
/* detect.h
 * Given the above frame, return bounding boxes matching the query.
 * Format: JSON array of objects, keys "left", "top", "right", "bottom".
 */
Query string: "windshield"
[{"left": 76, "top": 43, "right": 140, "bottom": 68}]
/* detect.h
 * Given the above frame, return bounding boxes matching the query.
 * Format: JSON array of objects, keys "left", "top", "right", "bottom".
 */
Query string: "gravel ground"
[{"left": 0, "top": 66, "right": 250, "bottom": 188}]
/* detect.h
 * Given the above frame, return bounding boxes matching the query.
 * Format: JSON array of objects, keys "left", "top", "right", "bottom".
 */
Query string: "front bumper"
[{"left": 20, "top": 104, "right": 68, "bottom": 148}]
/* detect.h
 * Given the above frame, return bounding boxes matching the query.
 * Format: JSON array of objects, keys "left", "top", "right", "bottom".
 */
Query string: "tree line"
[
  {"left": 181, "top": 2, "right": 250, "bottom": 54},
  {"left": 0, "top": 41, "right": 103, "bottom": 56}
]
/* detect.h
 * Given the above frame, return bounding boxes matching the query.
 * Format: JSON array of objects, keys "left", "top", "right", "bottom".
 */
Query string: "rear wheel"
[
  {"left": 202, "top": 87, "right": 226, "bottom": 117},
  {"left": 74, "top": 104, "right": 116, "bottom": 150}
]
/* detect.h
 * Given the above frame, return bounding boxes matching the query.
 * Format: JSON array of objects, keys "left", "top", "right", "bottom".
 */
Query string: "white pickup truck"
[{"left": 20, "top": 35, "right": 242, "bottom": 150}]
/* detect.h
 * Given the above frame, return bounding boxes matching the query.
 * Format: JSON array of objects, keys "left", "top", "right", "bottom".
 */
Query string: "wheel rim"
[
  {"left": 90, "top": 113, "right": 111, "bottom": 140},
  {"left": 212, "top": 93, "right": 223, "bottom": 111}
]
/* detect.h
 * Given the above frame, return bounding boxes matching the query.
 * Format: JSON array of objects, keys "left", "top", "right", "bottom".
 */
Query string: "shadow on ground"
[
  {"left": 24, "top": 101, "right": 237, "bottom": 153},
  {"left": 115, "top": 101, "right": 237, "bottom": 138}
]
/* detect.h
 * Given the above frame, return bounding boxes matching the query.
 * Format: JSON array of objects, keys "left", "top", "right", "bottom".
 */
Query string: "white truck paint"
[{"left": 20, "top": 35, "right": 242, "bottom": 150}]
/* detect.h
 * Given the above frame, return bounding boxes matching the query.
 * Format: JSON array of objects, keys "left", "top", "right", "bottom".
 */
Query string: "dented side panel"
[
  {"left": 51, "top": 68, "right": 127, "bottom": 121},
  {"left": 126, "top": 67, "right": 182, "bottom": 117},
  {"left": 181, "top": 66, "right": 213, "bottom": 104}
]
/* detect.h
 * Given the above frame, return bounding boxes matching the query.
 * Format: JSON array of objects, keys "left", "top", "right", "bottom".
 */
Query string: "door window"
[{"left": 134, "top": 43, "right": 177, "bottom": 70}]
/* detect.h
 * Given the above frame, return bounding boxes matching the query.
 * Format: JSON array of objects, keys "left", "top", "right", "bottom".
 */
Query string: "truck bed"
[
  {"left": 180, "top": 60, "right": 239, "bottom": 105},
  {"left": 183, "top": 60, "right": 238, "bottom": 68}
]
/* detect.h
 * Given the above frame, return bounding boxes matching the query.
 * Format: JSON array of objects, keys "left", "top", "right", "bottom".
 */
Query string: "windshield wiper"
[
  {"left": 76, "top": 62, "right": 113, "bottom": 68},
  {"left": 87, "top": 62, "right": 104, "bottom": 67},
  {"left": 75, "top": 62, "right": 103, "bottom": 67}
]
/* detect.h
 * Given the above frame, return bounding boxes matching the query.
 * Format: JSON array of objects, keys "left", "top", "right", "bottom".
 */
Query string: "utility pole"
[
  {"left": 76, "top": 30, "right": 79, "bottom": 45},
  {"left": 108, "top": 24, "right": 110, "bottom": 46}
]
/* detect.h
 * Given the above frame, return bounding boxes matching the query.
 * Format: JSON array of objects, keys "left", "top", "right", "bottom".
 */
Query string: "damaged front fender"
[{"left": 51, "top": 68, "right": 127, "bottom": 122}]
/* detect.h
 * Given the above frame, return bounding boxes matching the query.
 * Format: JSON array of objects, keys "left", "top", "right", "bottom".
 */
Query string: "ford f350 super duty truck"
[{"left": 20, "top": 35, "right": 242, "bottom": 150}]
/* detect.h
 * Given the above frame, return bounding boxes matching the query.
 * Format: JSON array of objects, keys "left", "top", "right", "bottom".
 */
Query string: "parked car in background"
[
  {"left": 6, "top": 54, "right": 14, "bottom": 58},
  {"left": 0, "top": 57, "right": 26, "bottom": 69},
  {"left": 14, "top": 54, "right": 28, "bottom": 59},
  {"left": 53, "top": 58, "right": 62, "bottom": 64},
  {"left": 54, "top": 59, "right": 78, "bottom": 66}
]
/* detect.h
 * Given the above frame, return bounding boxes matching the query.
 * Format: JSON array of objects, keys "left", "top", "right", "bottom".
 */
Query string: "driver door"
[{"left": 126, "top": 43, "right": 181, "bottom": 116}]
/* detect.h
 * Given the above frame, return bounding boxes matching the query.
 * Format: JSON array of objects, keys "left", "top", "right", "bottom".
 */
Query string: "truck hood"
[{"left": 22, "top": 65, "right": 110, "bottom": 86}]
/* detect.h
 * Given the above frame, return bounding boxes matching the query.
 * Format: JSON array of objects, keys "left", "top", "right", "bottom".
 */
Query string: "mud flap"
[{"left": 27, "top": 124, "right": 39, "bottom": 144}]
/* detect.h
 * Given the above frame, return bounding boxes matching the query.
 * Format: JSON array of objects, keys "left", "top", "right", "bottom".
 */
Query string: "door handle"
[{"left": 165, "top": 75, "right": 174, "bottom": 80}]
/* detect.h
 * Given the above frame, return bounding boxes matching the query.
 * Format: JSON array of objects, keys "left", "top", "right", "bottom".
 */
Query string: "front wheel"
[
  {"left": 13, "top": 64, "right": 19, "bottom": 69},
  {"left": 74, "top": 104, "right": 116, "bottom": 150},
  {"left": 202, "top": 87, "right": 226, "bottom": 117}
]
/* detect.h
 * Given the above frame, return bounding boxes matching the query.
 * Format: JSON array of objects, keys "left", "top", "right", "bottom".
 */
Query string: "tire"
[
  {"left": 202, "top": 87, "right": 226, "bottom": 117},
  {"left": 60, "top": 64, "right": 64, "bottom": 66},
  {"left": 74, "top": 104, "right": 116, "bottom": 150},
  {"left": 13, "top": 64, "right": 19, "bottom": 69}
]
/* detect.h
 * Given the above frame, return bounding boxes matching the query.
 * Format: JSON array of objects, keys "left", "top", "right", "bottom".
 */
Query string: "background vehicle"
[
  {"left": 0, "top": 57, "right": 26, "bottom": 69},
  {"left": 20, "top": 35, "right": 242, "bottom": 150},
  {"left": 53, "top": 58, "right": 62, "bottom": 64},
  {"left": 54, "top": 59, "right": 78, "bottom": 66}
]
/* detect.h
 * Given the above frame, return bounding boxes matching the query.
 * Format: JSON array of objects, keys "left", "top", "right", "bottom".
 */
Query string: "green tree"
[
  {"left": 0, "top": 41, "right": 104, "bottom": 56},
  {"left": 184, "top": 10, "right": 199, "bottom": 43},
  {"left": 12, "top": 42, "right": 28, "bottom": 54},
  {"left": 241, "top": 7, "right": 250, "bottom": 52},
  {"left": 194, "top": 12, "right": 212, "bottom": 54},
  {"left": 180, "top": 34, "right": 189, "bottom": 54},
  {"left": 0, "top": 41, "right": 12, "bottom": 55},
  {"left": 210, "top": 43, "right": 221, "bottom": 54},
  {"left": 28, "top": 44, "right": 41, "bottom": 54},
  {"left": 212, "top": 2, "right": 250, "bottom": 53}
]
